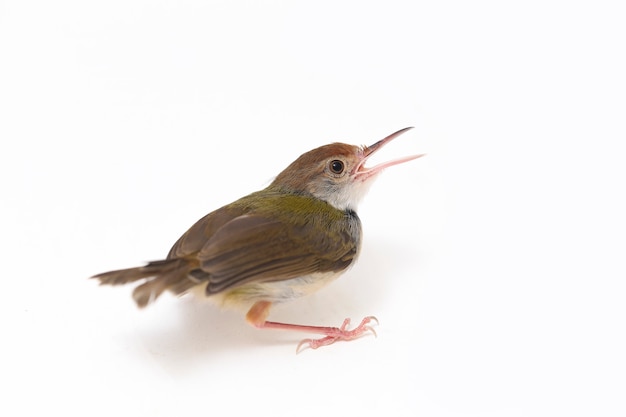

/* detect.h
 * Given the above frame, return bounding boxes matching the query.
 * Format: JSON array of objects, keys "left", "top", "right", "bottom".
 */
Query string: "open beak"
[{"left": 355, "top": 127, "right": 424, "bottom": 181}]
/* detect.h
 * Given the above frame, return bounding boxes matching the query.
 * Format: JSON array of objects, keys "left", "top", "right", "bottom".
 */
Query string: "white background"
[{"left": 1, "top": 1, "right": 625, "bottom": 416}]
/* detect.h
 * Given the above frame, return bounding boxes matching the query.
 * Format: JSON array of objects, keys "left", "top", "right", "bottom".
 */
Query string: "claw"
[
  {"left": 365, "top": 326, "right": 377, "bottom": 338},
  {"left": 294, "top": 316, "right": 380, "bottom": 353},
  {"left": 296, "top": 338, "right": 313, "bottom": 354},
  {"left": 296, "top": 335, "right": 338, "bottom": 353}
]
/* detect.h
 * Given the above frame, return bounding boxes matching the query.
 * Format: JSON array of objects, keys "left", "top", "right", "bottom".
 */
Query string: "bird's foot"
[
  {"left": 296, "top": 316, "right": 378, "bottom": 353},
  {"left": 245, "top": 302, "right": 379, "bottom": 353}
]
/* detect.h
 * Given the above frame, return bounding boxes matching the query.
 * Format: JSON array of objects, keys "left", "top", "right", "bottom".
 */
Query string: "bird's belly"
[{"left": 205, "top": 271, "right": 345, "bottom": 311}]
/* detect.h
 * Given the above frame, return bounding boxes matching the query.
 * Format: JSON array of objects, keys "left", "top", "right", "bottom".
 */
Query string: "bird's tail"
[{"left": 91, "top": 259, "right": 201, "bottom": 308}]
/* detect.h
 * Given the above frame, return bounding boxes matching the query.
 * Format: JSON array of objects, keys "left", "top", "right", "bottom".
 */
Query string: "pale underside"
[{"left": 188, "top": 270, "right": 346, "bottom": 311}]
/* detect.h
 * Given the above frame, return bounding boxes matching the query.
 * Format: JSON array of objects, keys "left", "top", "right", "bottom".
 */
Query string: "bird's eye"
[{"left": 329, "top": 160, "right": 345, "bottom": 175}]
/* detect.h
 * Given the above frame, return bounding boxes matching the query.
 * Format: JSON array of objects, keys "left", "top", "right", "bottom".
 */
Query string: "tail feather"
[
  {"left": 91, "top": 260, "right": 175, "bottom": 285},
  {"left": 92, "top": 259, "right": 201, "bottom": 308}
]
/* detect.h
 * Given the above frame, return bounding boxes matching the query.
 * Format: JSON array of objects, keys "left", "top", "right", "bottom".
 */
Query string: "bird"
[{"left": 92, "top": 127, "right": 423, "bottom": 351}]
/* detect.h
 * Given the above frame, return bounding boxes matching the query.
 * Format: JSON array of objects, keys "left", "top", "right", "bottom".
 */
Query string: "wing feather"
[
  {"left": 164, "top": 191, "right": 361, "bottom": 295},
  {"left": 198, "top": 213, "right": 358, "bottom": 294}
]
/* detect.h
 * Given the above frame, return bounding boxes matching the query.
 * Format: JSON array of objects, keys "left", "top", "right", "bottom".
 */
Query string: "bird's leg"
[{"left": 246, "top": 301, "right": 378, "bottom": 352}]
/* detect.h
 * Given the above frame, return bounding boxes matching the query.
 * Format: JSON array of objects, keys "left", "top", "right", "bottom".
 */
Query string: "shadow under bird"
[{"left": 92, "top": 127, "right": 423, "bottom": 351}]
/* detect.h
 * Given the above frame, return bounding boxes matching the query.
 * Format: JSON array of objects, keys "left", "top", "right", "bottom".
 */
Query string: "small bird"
[{"left": 92, "top": 127, "right": 423, "bottom": 351}]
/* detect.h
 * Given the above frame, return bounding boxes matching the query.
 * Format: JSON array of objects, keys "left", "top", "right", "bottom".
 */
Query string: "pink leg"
[{"left": 246, "top": 301, "right": 378, "bottom": 352}]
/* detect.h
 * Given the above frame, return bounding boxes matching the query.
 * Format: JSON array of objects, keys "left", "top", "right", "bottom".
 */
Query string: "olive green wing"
[{"left": 196, "top": 213, "right": 358, "bottom": 294}]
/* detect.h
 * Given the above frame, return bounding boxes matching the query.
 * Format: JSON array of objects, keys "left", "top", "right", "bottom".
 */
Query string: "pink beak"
[{"left": 355, "top": 127, "right": 424, "bottom": 181}]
